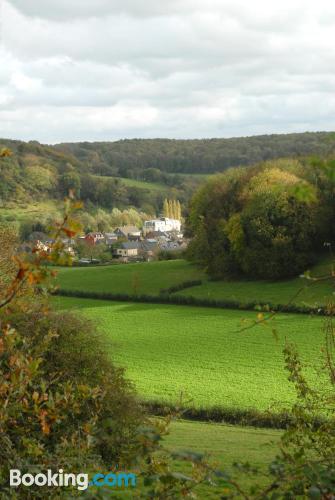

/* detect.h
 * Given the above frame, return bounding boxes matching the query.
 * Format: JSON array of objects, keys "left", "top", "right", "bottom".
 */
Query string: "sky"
[{"left": 0, "top": 0, "right": 335, "bottom": 143}]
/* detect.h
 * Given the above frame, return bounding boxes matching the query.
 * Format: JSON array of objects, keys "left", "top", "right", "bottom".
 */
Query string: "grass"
[
  {"left": 88, "top": 420, "right": 281, "bottom": 497},
  {"left": 93, "top": 174, "right": 169, "bottom": 192},
  {"left": 53, "top": 296, "right": 326, "bottom": 412},
  {"left": 164, "top": 420, "right": 281, "bottom": 497},
  {"left": 56, "top": 258, "right": 334, "bottom": 308},
  {"left": 176, "top": 275, "right": 333, "bottom": 309},
  {"left": 56, "top": 260, "right": 206, "bottom": 296},
  {"left": 0, "top": 200, "right": 60, "bottom": 222}
]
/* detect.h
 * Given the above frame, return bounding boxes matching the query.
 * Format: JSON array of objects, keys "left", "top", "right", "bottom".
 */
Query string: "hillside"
[
  {"left": 56, "top": 132, "right": 335, "bottom": 175},
  {"left": 1, "top": 132, "right": 334, "bottom": 221},
  {"left": 0, "top": 139, "right": 187, "bottom": 217}
]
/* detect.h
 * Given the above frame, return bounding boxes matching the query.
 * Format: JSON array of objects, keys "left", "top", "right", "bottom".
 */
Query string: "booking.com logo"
[{"left": 10, "top": 469, "right": 137, "bottom": 491}]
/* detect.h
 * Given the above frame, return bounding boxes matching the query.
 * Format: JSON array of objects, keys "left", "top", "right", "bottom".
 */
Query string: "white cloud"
[{"left": 1, "top": 0, "right": 335, "bottom": 142}]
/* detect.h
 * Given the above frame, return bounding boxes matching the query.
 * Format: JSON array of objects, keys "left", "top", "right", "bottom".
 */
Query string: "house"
[
  {"left": 143, "top": 218, "right": 181, "bottom": 235},
  {"left": 114, "top": 226, "right": 141, "bottom": 240},
  {"left": 143, "top": 230, "right": 170, "bottom": 243},
  {"left": 84, "top": 232, "right": 105, "bottom": 245},
  {"left": 159, "top": 240, "right": 186, "bottom": 253},
  {"left": 138, "top": 240, "right": 158, "bottom": 261},
  {"left": 113, "top": 242, "right": 139, "bottom": 260},
  {"left": 104, "top": 232, "right": 118, "bottom": 246}
]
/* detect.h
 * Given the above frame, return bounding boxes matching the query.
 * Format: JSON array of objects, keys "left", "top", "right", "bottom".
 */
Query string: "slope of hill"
[
  {"left": 56, "top": 131, "right": 335, "bottom": 175},
  {"left": 0, "top": 139, "right": 187, "bottom": 215},
  {"left": 1, "top": 132, "right": 334, "bottom": 218}
]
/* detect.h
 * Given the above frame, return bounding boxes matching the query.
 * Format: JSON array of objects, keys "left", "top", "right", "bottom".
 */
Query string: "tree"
[
  {"left": 187, "top": 161, "right": 333, "bottom": 279},
  {"left": 59, "top": 170, "right": 81, "bottom": 197},
  {"left": 163, "top": 198, "right": 169, "bottom": 218}
]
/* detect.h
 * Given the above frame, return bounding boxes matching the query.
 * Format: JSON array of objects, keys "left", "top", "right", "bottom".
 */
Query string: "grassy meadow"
[
  {"left": 90, "top": 421, "right": 281, "bottom": 498},
  {"left": 56, "top": 260, "right": 206, "bottom": 296},
  {"left": 52, "top": 258, "right": 332, "bottom": 496},
  {"left": 56, "top": 258, "right": 334, "bottom": 307},
  {"left": 53, "top": 296, "right": 326, "bottom": 412},
  {"left": 93, "top": 174, "right": 169, "bottom": 192},
  {"left": 165, "top": 420, "right": 281, "bottom": 497},
  {"left": 176, "top": 275, "right": 333, "bottom": 308}
]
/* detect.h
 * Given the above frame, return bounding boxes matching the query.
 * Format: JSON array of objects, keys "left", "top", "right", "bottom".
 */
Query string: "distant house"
[
  {"left": 115, "top": 226, "right": 141, "bottom": 240},
  {"left": 144, "top": 230, "right": 170, "bottom": 243},
  {"left": 84, "top": 232, "right": 105, "bottom": 245},
  {"left": 138, "top": 240, "right": 158, "bottom": 260},
  {"left": 104, "top": 232, "right": 118, "bottom": 246},
  {"left": 160, "top": 240, "right": 186, "bottom": 253},
  {"left": 143, "top": 218, "right": 181, "bottom": 235},
  {"left": 113, "top": 242, "right": 139, "bottom": 260}
]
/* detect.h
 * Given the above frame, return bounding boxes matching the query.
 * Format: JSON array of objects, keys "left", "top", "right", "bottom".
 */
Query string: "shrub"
[{"left": 0, "top": 300, "right": 144, "bottom": 498}]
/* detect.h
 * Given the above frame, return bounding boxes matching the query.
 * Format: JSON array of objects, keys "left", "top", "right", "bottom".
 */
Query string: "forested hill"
[
  {"left": 56, "top": 131, "right": 335, "bottom": 175},
  {"left": 0, "top": 131, "right": 334, "bottom": 213}
]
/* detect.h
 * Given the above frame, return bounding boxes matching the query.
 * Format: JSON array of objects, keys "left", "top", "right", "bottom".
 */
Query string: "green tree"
[
  {"left": 187, "top": 161, "right": 332, "bottom": 279},
  {"left": 59, "top": 170, "right": 81, "bottom": 197}
]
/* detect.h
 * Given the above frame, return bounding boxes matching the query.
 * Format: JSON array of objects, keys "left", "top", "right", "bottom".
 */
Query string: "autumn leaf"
[{"left": 39, "top": 410, "right": 51, "bottom": 435}]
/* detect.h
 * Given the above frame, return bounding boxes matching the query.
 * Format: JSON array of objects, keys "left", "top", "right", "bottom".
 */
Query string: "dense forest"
[
  {"left": 1, "top": 132, "right": 334, "bottom": 214},
  {"left": 57, "top": 131, "right": 335, "bottom": 175}
]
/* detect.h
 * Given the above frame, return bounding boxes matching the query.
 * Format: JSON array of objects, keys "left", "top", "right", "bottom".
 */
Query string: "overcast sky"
[{"left": 1, "top": 0, "right": 335, "bottom": 143}]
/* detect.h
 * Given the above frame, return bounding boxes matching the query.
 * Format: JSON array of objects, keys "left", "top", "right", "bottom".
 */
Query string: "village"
[{"left": 32, "top": 216, "right": 188, "bottom": 265}]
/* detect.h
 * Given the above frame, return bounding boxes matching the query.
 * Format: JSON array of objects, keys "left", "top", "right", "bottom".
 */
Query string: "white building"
[{"left": 143, "top": 217, "right": 181, "bottom": 235}]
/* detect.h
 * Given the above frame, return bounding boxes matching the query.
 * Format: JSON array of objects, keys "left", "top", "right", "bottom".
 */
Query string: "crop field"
[
  {"left": 56, "top": 258, "right": 334, "bottom": 307},
  {"left": 56, "top": 260, "right": 206, "bottom": 296},
  {"left": 53, "top": 296, "right": 326, "bottom": 411}
]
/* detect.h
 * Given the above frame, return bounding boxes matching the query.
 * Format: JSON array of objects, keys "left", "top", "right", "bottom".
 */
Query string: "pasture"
[
  {"left": 93, "top": 174, "right": 168, "bottom": 192},
  {"left": 56, "top": 258, "right": 334, "bottom": 307},
  {"left": 53, "top": 296, "right": 326, "bottom": 412},
  {"left": 176, "top": 274, "right": 333, "bottom": 308},
  {"left": 165, "top": 420, "right": 281, "bottom": 497},
  {"left": 56, "top": 260, "right": 206, "bottom": 296}
]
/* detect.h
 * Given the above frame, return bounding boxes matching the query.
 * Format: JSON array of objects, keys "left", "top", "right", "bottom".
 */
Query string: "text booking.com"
[{"left": 10, "top": 469, "right": 137, "bottom": 491}]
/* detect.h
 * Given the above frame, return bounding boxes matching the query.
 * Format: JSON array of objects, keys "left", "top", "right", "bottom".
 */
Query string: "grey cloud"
[
  {"left": 1, "top": 0, "right": 335, "bottom": 142},
  {"left": 8, "top": 0, "right": 188, "bottom": 20}
]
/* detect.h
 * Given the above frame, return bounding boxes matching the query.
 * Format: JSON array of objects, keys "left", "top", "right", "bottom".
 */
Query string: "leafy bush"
[{"left": 0, "top": 302, "right": 144, "bottom": 498}]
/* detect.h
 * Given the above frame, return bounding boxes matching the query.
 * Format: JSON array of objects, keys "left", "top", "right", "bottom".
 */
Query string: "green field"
[
  {"left": 93, "top": 174, "right": 170, "bottom": 193},
  {"left": 53, "top": 296, "right": 326, "bottom": 411},
  {"left": 56, "top": 260, "right": 206, "bottom": 296},
  {"left": 56, "top": 258, "right": 334, "bottom": 308},
  {"left": 177, "top": 274, "right": 333, "bottom": 308},
  {"left": 165, "top": 420, "right": 281, "bottom": 498},
  {"left": 90, "top": 420, "right": 281, "bottom": 498},
  {"left": 116, "top": 176, "right": 167, "bottom": 192}
]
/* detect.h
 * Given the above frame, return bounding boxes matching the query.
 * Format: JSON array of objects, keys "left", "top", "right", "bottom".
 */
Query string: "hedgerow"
[
  {"left": 54, "top": 288, "right": 328, "bottom": 316},
  {"left": 144, "top": 401, "right": 326, "bottom": 430}
]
